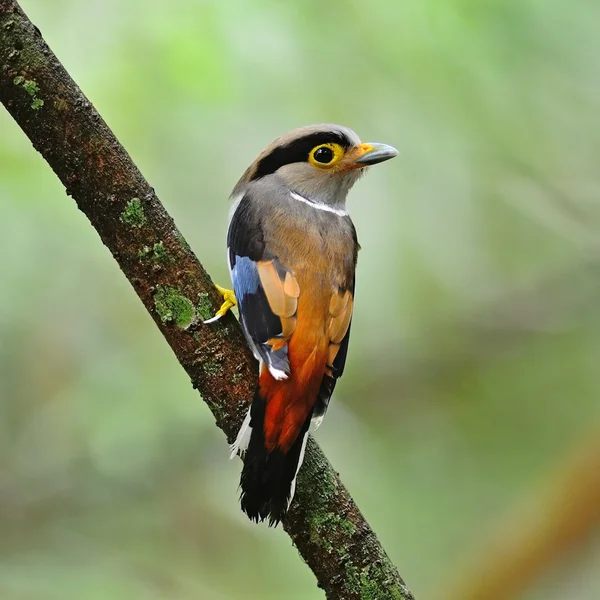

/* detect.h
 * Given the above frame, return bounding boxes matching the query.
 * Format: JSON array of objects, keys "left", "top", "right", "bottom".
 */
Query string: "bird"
[{"left": 206, "top": 124, "right": 397, "bottom": 525}]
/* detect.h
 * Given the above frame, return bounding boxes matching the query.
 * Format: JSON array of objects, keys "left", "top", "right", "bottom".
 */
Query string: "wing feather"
[{"left": 228, "top": 194, "right": 299, "bottom": 377}]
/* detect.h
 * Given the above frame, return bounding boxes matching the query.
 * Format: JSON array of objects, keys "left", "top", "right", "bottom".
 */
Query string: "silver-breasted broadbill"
[{"left": 206, "top": 124, "right": 398, "bottom": 524}]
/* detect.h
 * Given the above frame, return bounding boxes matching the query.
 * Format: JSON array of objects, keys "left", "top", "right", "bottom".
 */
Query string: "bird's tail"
[
  {"left": 232, "top": 338, "right": 326, "bottom": 525},
  {"left": 232, "top": 355, "right": 324, "bottom": 525},
  {"left": 235, "top": 388, "right": 310, "bottom": 525}
]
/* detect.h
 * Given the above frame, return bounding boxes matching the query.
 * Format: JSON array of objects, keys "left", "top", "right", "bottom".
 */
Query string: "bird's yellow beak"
[{"left": 353, "top": 142, "right": 398, "bottom": 166}]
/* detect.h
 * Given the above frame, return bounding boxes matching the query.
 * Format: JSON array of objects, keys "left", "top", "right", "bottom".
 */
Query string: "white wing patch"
[{"left": 268, "top": 366, "right": 288, "bottom": 380}]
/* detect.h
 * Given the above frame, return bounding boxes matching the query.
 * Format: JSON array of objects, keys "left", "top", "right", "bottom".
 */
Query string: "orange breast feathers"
[{"left": 257, "top": 264, "right": 353, "bottom": 453}]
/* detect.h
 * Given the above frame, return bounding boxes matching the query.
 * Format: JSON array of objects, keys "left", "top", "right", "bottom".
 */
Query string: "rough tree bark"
[{"left": 0, "top": 2, "right": 414, "bottom": 599}]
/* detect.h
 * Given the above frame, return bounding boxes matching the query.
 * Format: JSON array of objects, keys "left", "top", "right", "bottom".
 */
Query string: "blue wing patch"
[{"left": 231, "top": 254, "right": 291, "bottom": 378}]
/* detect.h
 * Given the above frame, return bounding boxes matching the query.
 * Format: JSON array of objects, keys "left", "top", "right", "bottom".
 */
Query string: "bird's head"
[{"left": 232, "top": 124, "right": 397, "bottom": 207}]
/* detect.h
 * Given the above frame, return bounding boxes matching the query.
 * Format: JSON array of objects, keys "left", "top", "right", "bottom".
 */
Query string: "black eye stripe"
[{"left": 251, "top": 132, "right": 351, "bottom": 180}]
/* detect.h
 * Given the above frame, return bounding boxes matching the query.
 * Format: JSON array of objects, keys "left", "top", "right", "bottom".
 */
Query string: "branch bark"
[{"left": 0, "top": 2, "right": 414, "bottom": 599}]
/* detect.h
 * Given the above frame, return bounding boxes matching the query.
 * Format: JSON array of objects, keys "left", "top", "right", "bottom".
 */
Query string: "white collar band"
[{"left": 290, "top": 191, "right": 348, "bottom": 217}]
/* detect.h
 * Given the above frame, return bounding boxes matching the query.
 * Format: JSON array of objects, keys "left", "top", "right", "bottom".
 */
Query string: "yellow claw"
[{"left": 204, "top": 284, "right": 237, "bottom": 323}]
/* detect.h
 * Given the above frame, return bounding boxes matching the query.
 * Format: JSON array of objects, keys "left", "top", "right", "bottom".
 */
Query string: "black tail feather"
[
  {"left": 239, "top": 390, "right": 311, "bottom": 526},
  {"left": 314, "top": 372, "right": 336, "bottom": 419}
]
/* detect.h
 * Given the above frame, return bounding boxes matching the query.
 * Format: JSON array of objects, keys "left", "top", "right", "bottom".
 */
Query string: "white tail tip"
[{"left": 230, "top": 406, "right": 252, "bottom": 459}]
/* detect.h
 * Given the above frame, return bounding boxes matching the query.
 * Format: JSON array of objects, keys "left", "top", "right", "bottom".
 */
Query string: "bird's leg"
[{"left": 204, "top": 284, "right": 237, "bottom": 323}]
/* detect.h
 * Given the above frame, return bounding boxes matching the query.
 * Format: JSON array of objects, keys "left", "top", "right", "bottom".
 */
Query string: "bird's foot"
[{"left": 204, "top": 284, "right": 237, "bottom": 323}]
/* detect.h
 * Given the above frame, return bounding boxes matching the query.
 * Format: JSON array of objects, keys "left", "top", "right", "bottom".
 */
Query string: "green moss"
[
  {"left": 341, "top": 562, "right": 407, "bottom": 600},
  {"left": 359, "top": 571, "right": 387, "bottom": 600},
  {"left": 308, "top": 517, "right": 331, "bottom": 551},
  {"left": 391, "top": 587, "right": 405, "bottom": 599},
  {"left": 202, "top": 360, "right": 222, "bottom": 376},
  {"left": 154, "top": 285, "right": 195, "bottom": 329},
  {"left": 13, "top": 76, "right": 44, "bottom": 110},
  {"left": 22, "top": 79, "right": 39, "bottom": 96},
  {"left": 120, "top": 198, "right": 146, "bottom": 228},
  {"left": 137, "top": 241, "right": 170, "bottom": 263},
  {"left": 197, "top": 293, "right": 214, "bottom": 321},
  {"left": 307, "top": 511, "right": 356, "bottom": 553},
  {"left": 152, "top": 241, "right": 169, "bottom": 262},
  {"left": 298, "top": 445, "right": 337, "bottom": 504}
]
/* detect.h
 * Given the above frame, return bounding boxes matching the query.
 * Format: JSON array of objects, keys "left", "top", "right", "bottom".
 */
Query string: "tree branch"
[{"left": 0, "top": 2, "right": 414, "bottom": 599}]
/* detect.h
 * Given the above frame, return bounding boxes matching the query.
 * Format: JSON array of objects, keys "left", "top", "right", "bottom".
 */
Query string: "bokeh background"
[{"left": 2, "top": 1, "right": 600, "bottom": 598}]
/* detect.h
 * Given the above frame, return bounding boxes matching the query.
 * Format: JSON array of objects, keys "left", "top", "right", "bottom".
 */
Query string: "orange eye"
[{"left": 309, "top": 143, "right": 344, "bottom": 168}]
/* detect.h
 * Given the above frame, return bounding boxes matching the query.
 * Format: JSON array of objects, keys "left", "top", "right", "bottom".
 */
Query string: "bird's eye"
[
  {"left": 313, "top": 147, "right": 334, "bottom": 164},
  {"left": 309, "top": 143, "right": 344, "bottom": 168}
]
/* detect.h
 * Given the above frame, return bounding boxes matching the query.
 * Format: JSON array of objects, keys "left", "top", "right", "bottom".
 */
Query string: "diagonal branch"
[{"left": 0, "top": 2, "right": 414, "bottom": 599}]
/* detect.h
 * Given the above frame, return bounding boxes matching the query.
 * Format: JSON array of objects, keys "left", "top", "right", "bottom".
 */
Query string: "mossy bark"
[{"left": 0, "top": 2, "right": 414, "bottom": 598}]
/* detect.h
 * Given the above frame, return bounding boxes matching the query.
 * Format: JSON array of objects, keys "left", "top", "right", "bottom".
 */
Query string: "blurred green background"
[{"left": 2, "top": 1, "right": 600, "bottom": 599}]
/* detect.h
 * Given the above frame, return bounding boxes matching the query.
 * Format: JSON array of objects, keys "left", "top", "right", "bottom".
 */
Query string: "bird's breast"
[{"left": 267, "top": 207, "right": 357, "bottom": 288}]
